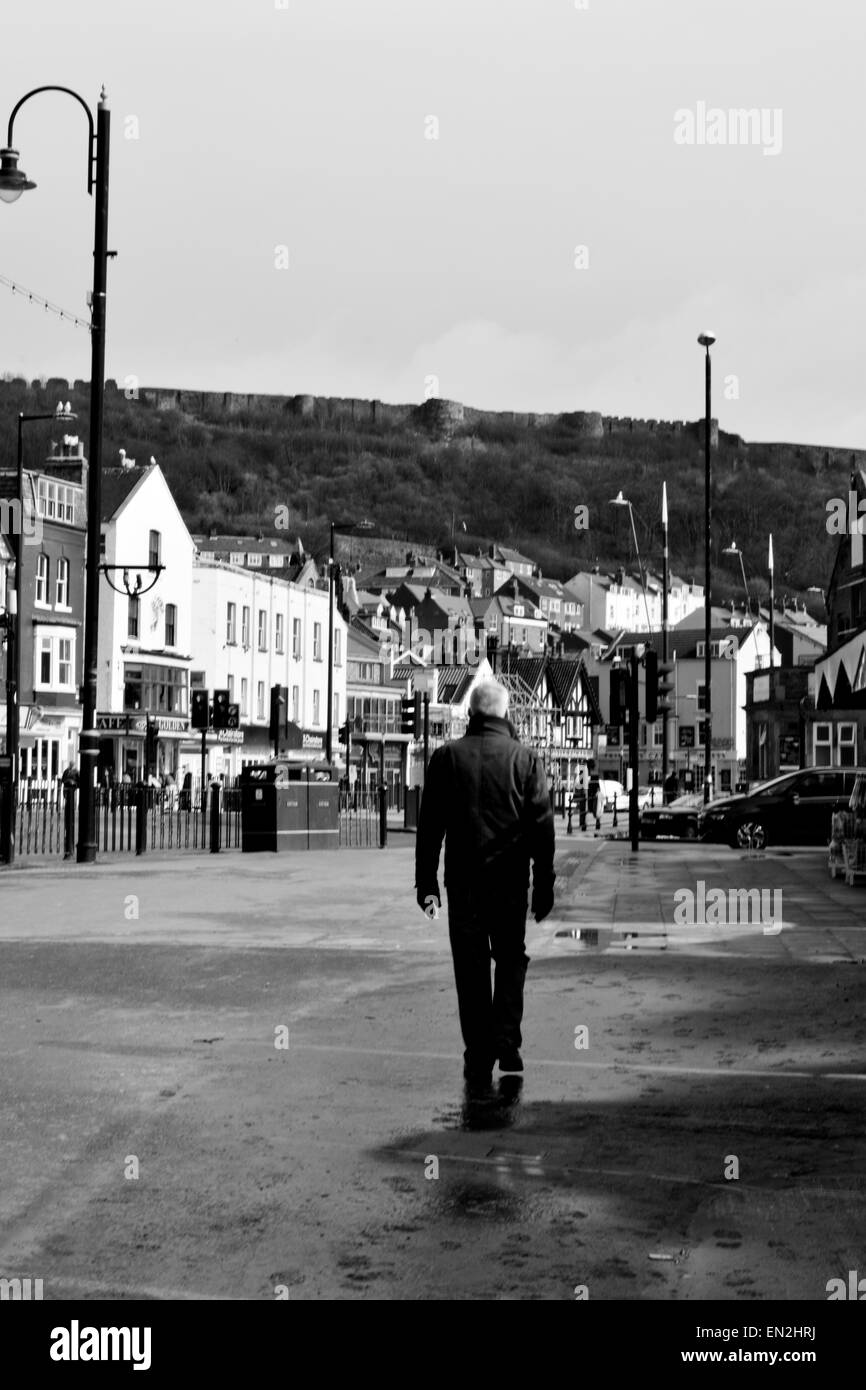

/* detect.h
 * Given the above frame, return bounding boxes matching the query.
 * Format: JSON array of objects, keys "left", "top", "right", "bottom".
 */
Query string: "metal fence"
[
  {"left": 6, "top": 780, "right": 241, "bottom": 860},
  {"left": 4, "top": 779, "right": 386, "bottom": 859}
]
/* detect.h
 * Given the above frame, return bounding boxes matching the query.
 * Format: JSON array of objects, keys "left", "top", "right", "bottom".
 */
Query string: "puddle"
[{"left": 553, "top": 927, "right": 668, "bottom": 952}]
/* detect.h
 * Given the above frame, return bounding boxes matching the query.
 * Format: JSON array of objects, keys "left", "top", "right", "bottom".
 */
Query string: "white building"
[
  {"left": 96, "top": 457, "right": 195, "bottom": 782},
  {"left": 566, "top": 569, "right": 705, "bottom": 634},
  {"left": 190, "top": 556, "right": 347, "bottom": 778}
]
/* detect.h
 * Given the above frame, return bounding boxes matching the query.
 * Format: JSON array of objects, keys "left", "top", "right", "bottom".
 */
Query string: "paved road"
[{"left": 0, "top": 836, "right": 863, "bottom": 1300}]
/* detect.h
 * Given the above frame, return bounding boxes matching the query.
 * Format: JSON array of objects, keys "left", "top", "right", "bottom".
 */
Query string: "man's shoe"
[{"left": 497, "top": 1049, "right": 524, "bottom": 1073}]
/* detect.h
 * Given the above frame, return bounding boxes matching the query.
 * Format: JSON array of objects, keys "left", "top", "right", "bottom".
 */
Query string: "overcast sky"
[{"left": 1, "top": 0, "right": 864, "bottom": 446}]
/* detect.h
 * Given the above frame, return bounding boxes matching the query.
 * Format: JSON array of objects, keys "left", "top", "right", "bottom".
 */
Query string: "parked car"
[
  {"left": 640, "top": 791, "right": 704, "bottom": 840},
  {"left": 699, "top": 767, "right": 866, "bottom": 849},
  {"left": 612, "top": 784, "right": 655, "bottom": 812}
]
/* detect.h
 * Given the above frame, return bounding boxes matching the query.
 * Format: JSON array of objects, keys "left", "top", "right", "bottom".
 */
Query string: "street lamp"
[
  {"left": 2, "top": 403, "right": 77, "bottom": 865},
  {"left": 0, "top": 85, "right": 112, "bottom": 862},
  {"left": 697, "top": 330, "right": 716, "bottom": 804},
  {"left": 609, "top": 491, "right": 652, "bottom": 631},
  {"left": 326, "top": 518, "right": 374, "bottom": 765},
  {"left": 722, "top": 540, "right": 751, "bottom": 617}
]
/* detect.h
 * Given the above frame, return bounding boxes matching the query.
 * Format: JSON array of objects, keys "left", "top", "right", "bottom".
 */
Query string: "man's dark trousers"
[{"left": 446, "top": 873, "right": 530, "bottom": 1067}]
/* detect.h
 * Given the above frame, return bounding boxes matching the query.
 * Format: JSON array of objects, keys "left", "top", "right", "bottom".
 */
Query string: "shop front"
[{"left": 96, "top": 712, "right": 191, "bottom": 784}]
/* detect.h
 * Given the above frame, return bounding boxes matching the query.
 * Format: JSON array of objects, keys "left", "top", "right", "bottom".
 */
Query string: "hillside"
[{"left": 0, "top": 376, "right": 856, "bottom": 609}]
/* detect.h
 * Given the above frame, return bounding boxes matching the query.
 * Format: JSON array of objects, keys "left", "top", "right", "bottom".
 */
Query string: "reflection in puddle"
[
  {"left": 553, "top": 927, "right": 667, "bottom": 952},
  {"left": 434, "top": 1077, "right": 525, "bottom": 1132}
]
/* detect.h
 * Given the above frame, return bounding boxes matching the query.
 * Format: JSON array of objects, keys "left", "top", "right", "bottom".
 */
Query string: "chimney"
[{"left": 512, "top": 577, "right": 519, "bottom": 600}]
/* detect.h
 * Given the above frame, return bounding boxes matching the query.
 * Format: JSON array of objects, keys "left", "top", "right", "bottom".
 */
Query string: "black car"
[
  {"left": 640, "top": 792, "right": 704, "bottom": 840},
  {"left": 699, "top": 767, "right": 866, "bottom": 849}
]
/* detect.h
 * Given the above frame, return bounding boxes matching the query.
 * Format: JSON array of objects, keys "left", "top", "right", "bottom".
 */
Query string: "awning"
[{"left": 813, "top": 629, "right": 866, "bottom": 706}]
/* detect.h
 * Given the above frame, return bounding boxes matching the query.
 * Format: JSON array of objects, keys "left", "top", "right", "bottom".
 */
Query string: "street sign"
[{"left": 679, "top": 726, "right": 695, "bottom": 748}]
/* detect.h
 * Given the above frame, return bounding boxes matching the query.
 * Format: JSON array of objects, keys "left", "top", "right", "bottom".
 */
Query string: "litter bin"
[
  {"left": 240, "top": 762, "right": 307, "bottom": 852},
  {"left": 307, "top": 777, "right": 339, "bottom": 851},
  {"left": 404, "top": 785, "right": 421, "bottom": 831}
]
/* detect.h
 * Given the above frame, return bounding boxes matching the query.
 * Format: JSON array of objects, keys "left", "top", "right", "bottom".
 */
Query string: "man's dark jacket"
[{"left": 415, "top": 713, "right": 555, "bottom": 897}]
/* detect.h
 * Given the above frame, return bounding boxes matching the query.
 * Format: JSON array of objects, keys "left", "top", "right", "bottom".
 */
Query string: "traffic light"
[
  {"left": 644, "top": 649, "right": 658, "bottom": 722},
  {"left": 400, "top": 693, "right": 421, "bottom": 735},
  {"left": 212, "top": 688, "right": 229, "bottom": 730},
  {"left": 191, "top": 688, "right": 210, "bottom": 730},
  {"left": 610, "top": 667, "right": 629, "bottom": 726},
  {"left": 226, "top": 703, "right": 240, "bottom": 731},
  {"left": 269, "top": 684, "right": 287, "bottom": 743},
  {"left": 655, "top": 660, "right": 675, "bottom": 718},
  {"left": 144, "top": 716, "right": 158, "bottom": 771},
  {"left": 338, "top": 718, "right": 350, "bottom": 746}
]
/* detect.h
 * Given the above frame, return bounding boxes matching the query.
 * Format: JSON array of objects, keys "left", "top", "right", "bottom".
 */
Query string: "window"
[
  {"left": 35, "top": 631, "right": 76, "bottom": 690},
  {"left": 241, "top": 606, "right": 250, "bottom": 647},
  {"left": 55, "top": 557, "right": 69, "bottom": 608},
  {"left": 333, "top": 693, "right": 339, "bottom": 725},
  {"left": 247, "top": 552, "right": 262, "bottom": 567},
  {"left": 813, "top": 723, "right": 832, "bottom": 767},
  {"left": 292, "top": 686, "right": 299, "bottom": 722},
  {"left": 58, "top": 638, "right": 72, "bottom": 686},
  {"left": 128, "top": 595, "right": 140, "bottom": 639},
  {"left": 149, "top": 530, "right": 161, "bottom": 568},
  {"left": 35, "top": 553, "right": 49, "bottom": 605},
  {"left": 258, "top": 609, "right": 268, "bottom": 651},
  {"left": 838, "top": 723, "right": 857, "bottom": 766},
  {"left": 226, "top": 602, "right": 237, "bottom": 644},
  {"left": 100, "top": 531, "right": 106, "bottom": 558},
  {"left": 334, "top": 629, "right": 342, "bottom": 666},
  {"left": 257, "top": 681, "right": 265, "bottom": 720},
  {"left": 240, "top": 678, "right": 248, "bottom": 717},
  {"left": 165, "top": 603, "right": 176, "bottom": 647},
  {"left": 37, "top": 478, "right": 77, "bottom": 523},
  {"left": 313, "top": 622, "right": 322, "bottom": 661},
  {"left": 227, "top": 674, "right": 235, "bottom": 701},
  {"left": 275, "top": 613, "right": 284, "bottom": 654},
  {"left": 292, "top": 619, "right": 301, "bottom": 659},
  {"left": 312, "top": 690, "right": 321, "bottom": 725},
  {"left": 123, "top": 663, "right": 188, "bottom": 715}
]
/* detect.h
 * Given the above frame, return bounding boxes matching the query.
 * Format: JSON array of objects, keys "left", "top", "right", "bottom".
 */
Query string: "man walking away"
[{"left": 415, "top": 679, "right": 556, "bottom": 1086}]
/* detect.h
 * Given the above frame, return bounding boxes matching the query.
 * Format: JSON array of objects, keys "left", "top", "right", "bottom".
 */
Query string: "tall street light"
[
  {"left": 722, "top": 540, "right": 751, "bottom": 617},
  {"left": 698, "top": 331, "right": 716, "bottom": 804},
  {"left": 768, "top": 534, "right": 775, "bottom": 672},
  {"left": 609, "top": 491, "right": 652, "bottom": 631},
  {"left": 661, "top": 481, "right": 670, "bottom": 797},
  {"left": 0, "top": 86, "right": 112, "bottom": 862},
  {"left": 326, "top": 518, "right": 374, "bottom": 765},
  {"left": 2, "top": 403, "right": 77, "bottom": 865}
]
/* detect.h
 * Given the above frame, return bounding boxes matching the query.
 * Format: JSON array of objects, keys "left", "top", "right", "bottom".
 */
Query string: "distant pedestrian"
[{"left": 415, "top": 678, "right": 555, "bottom": 1088}]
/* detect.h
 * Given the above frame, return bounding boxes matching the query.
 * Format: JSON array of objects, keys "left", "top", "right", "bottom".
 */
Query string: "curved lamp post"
[
  {"left": 722, "top": 540, "right": 751, "bottom": 617},
  {"left": 0, "top": 85, "right": 111, "bottom": 862},
  {"left": 698, "top": 330, "right": 716, "bottom": 804},
  {"left": 609, "top": 491, "right": 653, "bottom": 632}
]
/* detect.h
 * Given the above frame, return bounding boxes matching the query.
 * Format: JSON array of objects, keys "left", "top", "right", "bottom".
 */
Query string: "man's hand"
[
  {"left": 531, "top": 880, "right": 555, "bottom": 923},
  {"left": 417, "top": 884, "right": 441, "bottom": 919}
]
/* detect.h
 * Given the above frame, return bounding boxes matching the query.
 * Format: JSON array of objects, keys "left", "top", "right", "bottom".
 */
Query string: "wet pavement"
[{"left": 0, "top": 834, "right": 863, "bottom": 1300}]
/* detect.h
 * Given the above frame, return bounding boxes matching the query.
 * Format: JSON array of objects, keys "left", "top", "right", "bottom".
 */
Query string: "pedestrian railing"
[{"left": 7, "top": 780, "right": 241, "bottom": 859}]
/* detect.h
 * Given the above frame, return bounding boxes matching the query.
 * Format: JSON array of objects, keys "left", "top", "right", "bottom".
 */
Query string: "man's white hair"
[{"left": 469, "top": 679, "right": 509, "bottom": 718}]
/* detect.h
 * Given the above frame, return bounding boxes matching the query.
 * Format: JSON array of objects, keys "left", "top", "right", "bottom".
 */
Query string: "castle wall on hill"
[{"left": 0, "top": 380, "right": 849, "bottom": 463}]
